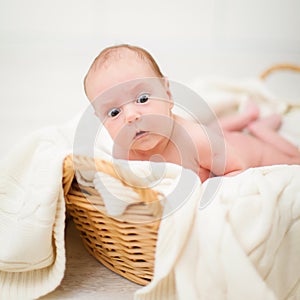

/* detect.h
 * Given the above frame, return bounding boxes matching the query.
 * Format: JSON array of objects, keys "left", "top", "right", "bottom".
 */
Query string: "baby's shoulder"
[
  {"left": 173, "top": 114, "right": 199, "bottom": 128},
  {"left": 173, "top": 115, "right": 205, "bottom": 143}
]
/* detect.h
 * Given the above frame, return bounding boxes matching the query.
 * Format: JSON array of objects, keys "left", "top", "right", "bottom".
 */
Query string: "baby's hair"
[{"left": 84, "top": 44, "right": 164, "bottom": 97}]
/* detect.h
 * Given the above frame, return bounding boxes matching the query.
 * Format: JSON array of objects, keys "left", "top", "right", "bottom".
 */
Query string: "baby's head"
[
  {"left": 84, "top": 44, "right": 174, "bottom": 156},
  {"left": 84, "top": 44, "right": 164, "bottom": 101}
]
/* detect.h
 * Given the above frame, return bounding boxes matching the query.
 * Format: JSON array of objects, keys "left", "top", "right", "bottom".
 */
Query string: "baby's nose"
[{"left": 124, "top": 104, "right": 140, "bottom": 123}]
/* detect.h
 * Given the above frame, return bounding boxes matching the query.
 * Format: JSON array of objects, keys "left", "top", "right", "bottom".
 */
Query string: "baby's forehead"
[
  {"left": 96, "top": 78, "right": 162, "bottom": 102},
  {"left": 94, "top": 48, "right": 145, "bottom": 70},
  {"left": 91, "top": 78, "right": 167, "bottom": 115}
]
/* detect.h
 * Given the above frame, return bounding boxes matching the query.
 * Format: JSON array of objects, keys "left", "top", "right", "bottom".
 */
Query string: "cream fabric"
[
  {"left": 0, "top": 123, "right": 73, "bottom": 299},
  {"left": 0, "top": 110, "right": 112, "bottom": 299},
  {"left": 134, "top": 165, "right": 300, "bottom": 300}
]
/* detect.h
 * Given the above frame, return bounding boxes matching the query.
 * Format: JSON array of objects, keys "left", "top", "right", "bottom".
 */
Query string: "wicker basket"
[
  {"left": 259, "top": 63, "right": 300, "bottom": 80},
  {"left": 62, "top": 154, "right": 162, "bottom": 285}
]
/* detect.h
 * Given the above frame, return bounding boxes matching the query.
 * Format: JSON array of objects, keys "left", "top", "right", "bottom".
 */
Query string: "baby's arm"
[{"left": 194, "top": 125, "right": 246, "bottom": 176}]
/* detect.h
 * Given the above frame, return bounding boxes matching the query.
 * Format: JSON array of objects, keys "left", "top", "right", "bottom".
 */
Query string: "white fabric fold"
[
  {"left": 0, "top": 109, "right": 111, "bottom": 299},
  {"left": 135, "top": 165, "right": 300, "bottom": 300},
  {"left": 0, "top": 127, "right": 71, "bottom": 298}
]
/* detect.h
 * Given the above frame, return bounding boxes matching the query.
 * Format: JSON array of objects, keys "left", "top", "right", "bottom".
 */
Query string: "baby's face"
[{"left": 87, "top": 56, "right": 174, "bottom": 155}]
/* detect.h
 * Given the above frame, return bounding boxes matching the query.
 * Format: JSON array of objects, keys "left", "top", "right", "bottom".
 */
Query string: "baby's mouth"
[{"left": 134, "top": 130, "right": 148, "bottom": 140}]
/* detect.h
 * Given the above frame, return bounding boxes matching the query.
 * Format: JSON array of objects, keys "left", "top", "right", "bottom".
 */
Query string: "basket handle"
[{"left": 260, "top": 63, "right": 300, "bottom": 80}]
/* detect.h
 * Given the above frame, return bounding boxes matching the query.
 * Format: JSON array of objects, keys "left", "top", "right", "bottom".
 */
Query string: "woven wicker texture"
[{"left": 62, "top": 154, "right": 162, "bottom": 286}]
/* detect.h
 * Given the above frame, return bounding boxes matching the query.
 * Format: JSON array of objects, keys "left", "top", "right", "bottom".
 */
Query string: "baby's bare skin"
[{"left": 125, "top": 113, "right": 300, "bottom": 182}]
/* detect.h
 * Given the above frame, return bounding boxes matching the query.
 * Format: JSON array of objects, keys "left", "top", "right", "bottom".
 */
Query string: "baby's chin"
[
  {"left": 112, "top": 132, "right": 168, "bottom": 159},
  {"left": 130, "top": 144, "right": 159, "bottom": 155},
  {"left": 111, "top": 141, "right": 157, "bottom": 160}
]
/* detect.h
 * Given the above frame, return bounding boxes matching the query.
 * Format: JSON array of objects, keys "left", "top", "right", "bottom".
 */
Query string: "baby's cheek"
[
  {"left": 110, "top": 123, "right": 132, "bottom": 142},
  {"left": 103, "top": 122, "right": 117, "bottom": 138}
]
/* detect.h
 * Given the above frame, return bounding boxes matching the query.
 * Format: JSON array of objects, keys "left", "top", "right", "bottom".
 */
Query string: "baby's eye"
[
  {"left": 107, "top": 107, "right": 121, "bottom": 118},
  {"left": 136, "top": 93, "right": 150, "bottom": 104}
]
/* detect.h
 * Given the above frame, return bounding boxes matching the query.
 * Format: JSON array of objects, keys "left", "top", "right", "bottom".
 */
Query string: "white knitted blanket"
[
  {"left": 133, "top": 164, "right": 300, "bottom": 300},
  {"left": 0, "top": 78, "right": 299, "bottom": 299}
]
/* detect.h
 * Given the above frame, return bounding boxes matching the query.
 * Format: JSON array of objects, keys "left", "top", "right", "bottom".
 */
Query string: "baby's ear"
[
  {"left": 163, "top": 77, "right": 174, "bottom": 108},
  {"left": 163, "top": 77, "right": 170, "bottom": 90}
]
